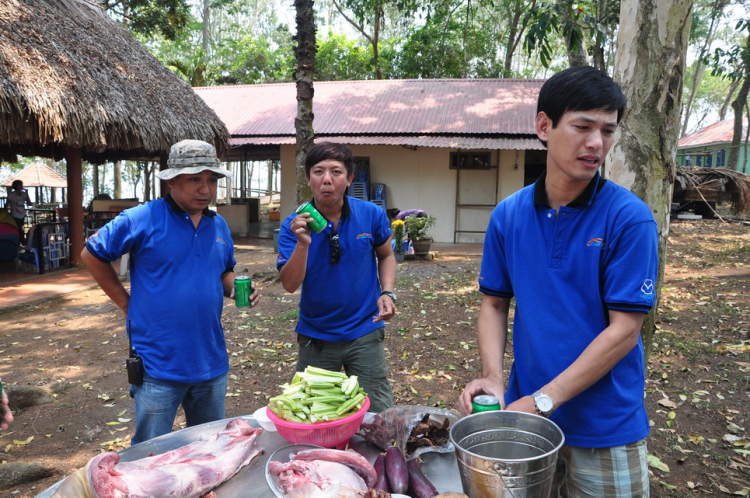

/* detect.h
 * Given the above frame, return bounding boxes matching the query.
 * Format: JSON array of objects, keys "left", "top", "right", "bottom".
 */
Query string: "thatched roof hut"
[
  {"left": 0, "top": 0, "right": 229, "bottom": 163},
  {"left": 0, "top": 0, "right": 230, "bottom": 267},
  {"left": 1, "top": 162, "right": 68, "bottom": 189}
]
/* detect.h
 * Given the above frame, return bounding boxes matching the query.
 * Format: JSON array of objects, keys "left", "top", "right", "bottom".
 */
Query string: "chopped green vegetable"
[{"left": 268, "top": 366, "right": 368, "bottom": 423}]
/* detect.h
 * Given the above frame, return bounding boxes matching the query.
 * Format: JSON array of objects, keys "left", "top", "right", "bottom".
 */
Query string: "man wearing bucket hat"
[
  {"left": 459, "top": 66, "right": 657, "bottom": 497},
  {"left": 81, "top": 139, "right": 259, "bottom": 445}
]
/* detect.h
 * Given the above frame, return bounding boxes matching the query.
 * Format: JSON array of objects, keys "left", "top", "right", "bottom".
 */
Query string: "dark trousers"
[
  {"left": 12, "top": 217, "right": 25, "bottom": 244},
  {"left": 296, "top": 328, "right": 394, "bottom": 413}
]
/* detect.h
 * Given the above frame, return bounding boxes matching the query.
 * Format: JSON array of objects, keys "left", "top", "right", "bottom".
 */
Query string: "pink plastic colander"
[{"left": 266, "top": 397, "right": 370, "bottom": 449}]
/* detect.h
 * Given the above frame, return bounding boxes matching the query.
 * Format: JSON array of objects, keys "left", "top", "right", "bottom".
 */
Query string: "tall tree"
[
  {"left": 477, "top": 0, "right": 537, "bottom": 77},
  {"left": 294, "top": 0, "right": 316, "bottom": 206},
  {"left": 681, "top": 0, "right": 728, "bottom": 136},
  {"left": 331, "top": 0, "right": 417, "bottom": 79},
  {"left": 523, "top": 0, "right": 619, "bottom": 70},
  {"left": 114, "top": 161, "right": 122, "bottom": 199},
  {"left": 608, "top": 0, "right": 693, "bottom": 358},
  {"left": 711, "top": 19, "right": 750, "bottom": 172}
]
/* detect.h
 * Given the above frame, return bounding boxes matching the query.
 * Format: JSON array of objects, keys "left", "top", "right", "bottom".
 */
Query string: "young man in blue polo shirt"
[
  {"left": 277, "top": 142, "right": 397, "bottom": 413},
  {"left": 459, "top": 66, "right": 658, "bottom": 497},
  {"left": 81, "top": 140, "right": 259, "bottom": 445}
]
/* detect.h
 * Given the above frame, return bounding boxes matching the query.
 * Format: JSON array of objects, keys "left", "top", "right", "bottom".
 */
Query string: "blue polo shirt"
[
  {"left": 86, "top": 195, "right": 235, "bottom": 383},
  {"left": 277, "top": 196, "right": 391, "bottom": 342},
  {"left": 479, "top": 172, "right": 658, "bottom": 448}
]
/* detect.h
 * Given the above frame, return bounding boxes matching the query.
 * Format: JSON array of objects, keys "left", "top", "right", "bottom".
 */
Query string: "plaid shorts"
[{"left": 552, "top": 438, "right": 650, "bottom": 498}]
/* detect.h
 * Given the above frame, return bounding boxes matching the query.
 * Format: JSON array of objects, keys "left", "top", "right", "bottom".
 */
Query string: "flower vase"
[{"left": 394, "top": 252, "right": 405, "bottom": 262}]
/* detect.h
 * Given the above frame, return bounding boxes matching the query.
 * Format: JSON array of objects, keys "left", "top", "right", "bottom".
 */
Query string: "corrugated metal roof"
[
  {"left": 229, "top": 135, "right": 544, "bottom": 150},
  {"left": 679, "top": 118, "right": 749, "bottom": 147},
  {"left": 195, "top": 79, "right": 543, "bottom": 140}
]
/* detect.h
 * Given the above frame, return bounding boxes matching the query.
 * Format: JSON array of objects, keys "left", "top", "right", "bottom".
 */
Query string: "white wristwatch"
[{"left": 532, "top": 390, "right": 555, "bottom": 417}]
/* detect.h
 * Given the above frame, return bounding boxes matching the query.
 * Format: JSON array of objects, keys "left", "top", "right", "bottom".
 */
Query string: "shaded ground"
[{"left": 0, "top": 218, "right": 748, "bottom": 497}]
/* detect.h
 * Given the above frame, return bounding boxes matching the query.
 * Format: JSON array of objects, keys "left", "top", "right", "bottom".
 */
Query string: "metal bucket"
[{"left": 449, "top": 411, "right": 565, "bottom": 498}]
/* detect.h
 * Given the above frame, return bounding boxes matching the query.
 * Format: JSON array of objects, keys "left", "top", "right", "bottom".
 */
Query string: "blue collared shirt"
[
  {"left": 479, "top": 172, "right": 658, "bottom": 447},
  {"left": 277, "top": 196, "right": 391, "bottom": 341},
  {"left": 86, "top": 195, "right": 235, "bottom": 383}
]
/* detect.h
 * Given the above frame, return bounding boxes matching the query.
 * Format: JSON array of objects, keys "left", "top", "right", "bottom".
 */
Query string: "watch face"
[{"left": 536, "top": 394, "right": 554, "bottom": 413}]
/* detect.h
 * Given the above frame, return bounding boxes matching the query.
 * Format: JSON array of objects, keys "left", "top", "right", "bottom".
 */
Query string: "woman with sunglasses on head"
[{"left": 277, "top": 142, "right": 397, "bottom": 413}]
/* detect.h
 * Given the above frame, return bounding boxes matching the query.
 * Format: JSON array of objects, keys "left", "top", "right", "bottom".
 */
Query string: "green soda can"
[
  {"left": 296, "top": 202, "right": 328, "bottom": 233},
  {"left": 234, "top": 275, "right": 252, "bottom": 307},
  {"left": 472, "top": 395, "right": 501, "bottom": 413}
]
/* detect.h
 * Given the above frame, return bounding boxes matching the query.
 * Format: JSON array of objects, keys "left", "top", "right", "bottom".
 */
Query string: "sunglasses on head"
[{"left": 329, "top": 231, "right": 340, "bottom": 264}]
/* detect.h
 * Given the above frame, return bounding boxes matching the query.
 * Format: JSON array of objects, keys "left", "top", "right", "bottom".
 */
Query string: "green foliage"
[
  {"left": 709, "top": 17, "right": 750, "bottom": 81},
  {"left": 316, "top": 31, "right": 375, "bottom": 80},
  {"left": 404, "top": 215, "right": 436, "bottom": 241},
  {"left": 100, "top": 0, "right": 191, "bottom": 40},
  {"left": 522, "top": 0, "right": 619, "bottom": 68}
]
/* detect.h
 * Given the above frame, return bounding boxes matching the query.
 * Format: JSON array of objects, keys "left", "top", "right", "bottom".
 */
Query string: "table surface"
[{"left": 36, "top": 415, "right": 464, "bottom": 498}]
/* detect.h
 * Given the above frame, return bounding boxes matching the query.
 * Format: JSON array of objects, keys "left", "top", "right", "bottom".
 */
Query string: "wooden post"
[
  {"left": 159, "top": 151, "right": 170, "bottom": 198},
  {"left": 66, "top": 147, "right": 84, "bottom": 267}
]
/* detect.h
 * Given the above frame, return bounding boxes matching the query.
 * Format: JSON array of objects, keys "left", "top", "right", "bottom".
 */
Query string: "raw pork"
[
  {"left": 269, "top": 460, "right": 367, "bottom": 494},
  {"left": 52, "top": 418, "right": 263, "bottom": 498},
  {"left": 268, "top": 448, "right": 377, "bottom": 496},
  {"left": 292, "top": 448, "right": 377, "bottom": 488}
]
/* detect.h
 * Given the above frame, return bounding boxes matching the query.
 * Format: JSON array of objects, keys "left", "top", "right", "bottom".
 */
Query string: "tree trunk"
[
  {"left": 143, "top": 162, "right": 152, "bottom": 202},
  {"left": 93, "top": 164, "right": 99, "bottom": 197},
  {"left": 267, "top": 160, "right": 273, "bottom": 196},
  {"left": 202, "top": 0, "right": 210, "bottom": 66},
  {"left": 294, "top": 0, "right": 316, "bottom": 206},
  {"left": 608, "top": 0, "right": 693, "bottom": 361},
  {"left": 719, "top": 78, "right": 740, "bottom": 119},
  {"left": 680, "top": 1, "right": 722, "bottom": 137},
  {"left": 47, "top": 158, "right": 57, "bottom": 203},
  {"left": 591, "top": 0, "right": 608, "bottom": 71},
  {"left": 726, "top": 31, "right": 750, "bottom": 172},
  {"left": 114, "top": 161, "right": 122, "bottom": 199}
]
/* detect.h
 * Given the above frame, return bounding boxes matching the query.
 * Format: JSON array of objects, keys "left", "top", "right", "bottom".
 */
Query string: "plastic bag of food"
[{"left": 356, "top": 405, "right": 461, "bottom": 458}]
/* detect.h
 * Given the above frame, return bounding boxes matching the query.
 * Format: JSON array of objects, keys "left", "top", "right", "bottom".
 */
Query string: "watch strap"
[{"left": 380, "top": 291, "right": 397, "bottom": 302}]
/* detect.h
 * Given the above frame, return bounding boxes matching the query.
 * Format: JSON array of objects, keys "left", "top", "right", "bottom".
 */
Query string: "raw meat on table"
[
  {"left": 269, "top": 448, "right": 377, "bottom": 496},
  {"left": 51, "top": 418, "right": 264, "bottom": 498},
  {"left": 269, "top": 460, "right": 367, "bottom": 494}
]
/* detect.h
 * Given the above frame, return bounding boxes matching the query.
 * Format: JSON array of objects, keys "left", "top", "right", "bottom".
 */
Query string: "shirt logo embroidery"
[
  {"left": 587, "top": 238, "right": 605, "bottom": 248},
  {"left": 641, "top": 279, "right": 654, "bottom": 295},
  {"left": 215, "top": 238, "right": 227, "bottom": 246},
  {"left": 356, "top": 233, "right": 372, "bottom": 240}
]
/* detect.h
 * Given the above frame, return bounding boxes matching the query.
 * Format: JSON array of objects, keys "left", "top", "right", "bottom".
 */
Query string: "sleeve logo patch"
[{"left": 641, "top": 279, "right": 654, "bottom": 295}]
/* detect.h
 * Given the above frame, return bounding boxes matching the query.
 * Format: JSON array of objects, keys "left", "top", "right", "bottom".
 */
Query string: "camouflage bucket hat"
[{"left": 155, "top": 139, "right": 230, "bottom": 180}]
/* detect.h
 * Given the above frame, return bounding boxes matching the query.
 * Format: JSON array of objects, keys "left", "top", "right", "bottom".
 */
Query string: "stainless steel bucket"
[{"left": 449, "top": 411, "right": 565, "bottom": 498}]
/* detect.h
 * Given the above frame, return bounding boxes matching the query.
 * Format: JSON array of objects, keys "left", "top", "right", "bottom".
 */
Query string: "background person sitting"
[{"left": 387, "top": 208, "right": 427, "bottom": 222}]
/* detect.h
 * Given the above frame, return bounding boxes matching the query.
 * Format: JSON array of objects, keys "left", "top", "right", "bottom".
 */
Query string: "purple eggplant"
[
  {"left": 373, "top": 453, "right": 390, "bottom": 492},
  {"left": 406, "top": 457, "right": 439, "bottom": 498},
  {"left": 385, "top": 446, "right": 409, "bottom": 494}
]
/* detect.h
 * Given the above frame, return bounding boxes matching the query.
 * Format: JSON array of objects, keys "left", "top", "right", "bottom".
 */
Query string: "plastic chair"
[
  {"left": 15, "top": 225, "right": 49, "bottom": 273},
  {"left": 370, "top": 183, "right": 387, "bottom": 211},
  {"left": 47, "top": 231, "right": 68, "bottom": 269},
  {"left": 349, "top": 181, "right": 369, "bottom": 200}
]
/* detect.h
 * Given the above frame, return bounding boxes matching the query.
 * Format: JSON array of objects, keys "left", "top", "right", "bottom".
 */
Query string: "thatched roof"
[
  {"left": 0, "top": 0, "right": 229, "bottom": 164},
  {"left": 676, "top": 166, "right": 750, "bottom": 214},
  {"left": 1, "top": 161, "right": 67, "bottom": 188}
]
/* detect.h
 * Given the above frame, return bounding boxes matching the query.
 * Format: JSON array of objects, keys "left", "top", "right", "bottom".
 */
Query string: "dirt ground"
[{"left": 0, "top": 218, "right": 748, "bottom": 497}]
